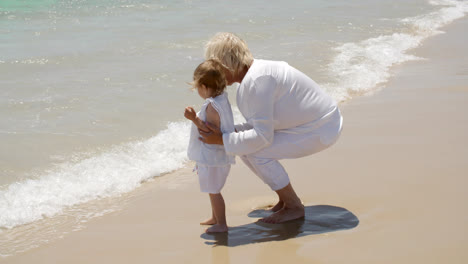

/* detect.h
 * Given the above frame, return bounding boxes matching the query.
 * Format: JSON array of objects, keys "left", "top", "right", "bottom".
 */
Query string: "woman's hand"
[
  {"left": 184, "top": 106, "right": 196, "bottom": 121},
  {"left": 199, "top": 122, "right": 223, "bottom": 145}
]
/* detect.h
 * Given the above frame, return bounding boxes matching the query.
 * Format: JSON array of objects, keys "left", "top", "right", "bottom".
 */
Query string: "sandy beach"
[{"left": 3, "top": 16, "right": 468, "bottom": 264}]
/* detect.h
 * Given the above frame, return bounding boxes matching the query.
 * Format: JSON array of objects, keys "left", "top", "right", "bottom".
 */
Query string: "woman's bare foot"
[
  {"left": 270, "top": 200, "right": 284, "bottom": 212},
  {"left": 200, "top": 217, "right": 217, "bottom": 225},
  {"left": 260, "top": 205, "right": 305, "bottom": 224},
  {"left": 205, "top": 224, "right": 228, "bottom": 233}
]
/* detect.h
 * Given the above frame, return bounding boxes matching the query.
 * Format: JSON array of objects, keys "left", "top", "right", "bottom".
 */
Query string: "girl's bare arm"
[
  {"left": 184, "top": 106, "right": 209, "bottom": 132},
  {"left": 205, "top": 103, "right": 221, "bottom": 131}
]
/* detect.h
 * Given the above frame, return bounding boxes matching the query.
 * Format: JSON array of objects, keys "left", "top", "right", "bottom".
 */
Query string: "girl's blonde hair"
[
  {"left": 192, "top": 59, "right": 227, "bottom": 97},
  {"left": 204, "top": 32, "right": 253, "bottom": 75}
]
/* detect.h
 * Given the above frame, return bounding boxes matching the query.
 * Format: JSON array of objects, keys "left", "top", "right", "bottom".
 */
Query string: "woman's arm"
[
  {"left": 234, "top": 122, "right": 253, "bottom": 132},
  {"left": 200, "top": 76, "right": 277, "bottom": 153},
  {"left": 222, "top": 75, "right": 276, "bottom": 154}
]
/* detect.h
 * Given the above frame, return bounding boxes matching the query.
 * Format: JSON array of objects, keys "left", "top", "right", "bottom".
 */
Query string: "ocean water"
[{"left": 1, "top": 0, "right": 467, "bottom": 257}]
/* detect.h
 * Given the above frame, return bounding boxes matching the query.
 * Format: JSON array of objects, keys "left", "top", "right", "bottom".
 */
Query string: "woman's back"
[{"left": 238, "top": 59, "right": 337, "bottom": 130}]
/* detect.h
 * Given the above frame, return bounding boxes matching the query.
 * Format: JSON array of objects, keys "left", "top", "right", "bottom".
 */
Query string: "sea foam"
[
  {"left": 1, "top": 0, "right": 466, "bottom": 230},
  {"left": 0, "top": 108, "right": 245, "bottom": 229},
  {"left": 0, "top": 121, "right": 190, "bottom": 229},
  {"left": 324, "top": 0, "right": 467, "bottom": 102}
]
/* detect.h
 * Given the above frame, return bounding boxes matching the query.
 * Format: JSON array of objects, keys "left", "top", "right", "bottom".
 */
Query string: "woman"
[{"left": 199, "top": 32, "right": 343, "bottom": 224}]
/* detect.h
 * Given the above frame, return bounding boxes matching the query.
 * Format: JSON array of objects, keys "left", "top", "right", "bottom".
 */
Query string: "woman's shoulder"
[
  {"left": 247, "top": 59, "right": 289, "bottom": 79},
  {"left": 252, "top": 59, "right": 289, "bottom": 69}
]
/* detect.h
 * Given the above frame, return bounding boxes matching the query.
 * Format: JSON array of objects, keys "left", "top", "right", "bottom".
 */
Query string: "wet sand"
[{"left": 3, "top": 17, "right": 468, "bottom": 264}]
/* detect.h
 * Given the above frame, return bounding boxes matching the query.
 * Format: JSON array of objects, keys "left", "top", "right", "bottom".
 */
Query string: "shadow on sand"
[{"left": 201, "top": 205, "right": 359, "bottom": 247}]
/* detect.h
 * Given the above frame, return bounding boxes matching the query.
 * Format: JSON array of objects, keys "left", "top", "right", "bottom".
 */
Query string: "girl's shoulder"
[{"left": 210, "top": 92, "right": 229, "bottom": 104}]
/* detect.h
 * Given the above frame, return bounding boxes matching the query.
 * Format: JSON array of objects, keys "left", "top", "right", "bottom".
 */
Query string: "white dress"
[{"left": 187, "top": 92, "right": 235, "bottom": 193}]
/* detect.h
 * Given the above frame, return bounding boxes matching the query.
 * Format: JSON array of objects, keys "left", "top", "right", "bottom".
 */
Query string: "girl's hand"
[{"left": 184, "top": 106, "right": 196, "bottom": 121}]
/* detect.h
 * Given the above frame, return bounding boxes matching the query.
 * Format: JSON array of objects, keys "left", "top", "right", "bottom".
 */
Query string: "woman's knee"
[{"left": 242, "top": 155, "right": 290, "bottom": 190}]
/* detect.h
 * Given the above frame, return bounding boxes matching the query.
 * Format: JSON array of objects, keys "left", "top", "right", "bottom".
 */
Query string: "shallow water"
[{"left": 0, "top": 0, "right": 467, "bottom": 256}]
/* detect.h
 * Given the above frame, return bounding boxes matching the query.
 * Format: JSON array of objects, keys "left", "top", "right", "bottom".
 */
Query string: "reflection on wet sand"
[{"left": 201, "top": 205, "right": 359, "bottom": 247}]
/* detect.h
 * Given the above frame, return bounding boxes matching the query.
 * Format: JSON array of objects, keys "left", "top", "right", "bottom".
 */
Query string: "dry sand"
[{"left": 3, "top": 17, "right": 468, "bottom": 264}]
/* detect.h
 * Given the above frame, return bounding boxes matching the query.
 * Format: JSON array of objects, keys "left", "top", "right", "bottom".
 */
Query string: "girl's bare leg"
[{"left": 205, "top": 193, "right": 228, "bottom": 233}]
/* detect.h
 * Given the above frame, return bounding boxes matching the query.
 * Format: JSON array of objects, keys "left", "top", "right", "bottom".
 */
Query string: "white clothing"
[
  {"left": 222, "top": 59, "right": 343, "bottom": 191},
  {"left": 197, "top": 164, "right": 230, "bottom": 194},
  {"left": 187, "top": 92, "right": 235, "bottom": 193},
  {"left": 187, "top": 92, "right": 235, "bottom": 166},
  {"left": 240, "top": 107, "right": 342, "bottom": 190},
  {"left": 223, "top": 59, "right": 340, "bottom": 155}
]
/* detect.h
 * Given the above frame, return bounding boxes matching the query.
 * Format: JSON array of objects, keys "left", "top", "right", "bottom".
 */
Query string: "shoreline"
[{"left": 3, "top": 17, "right": 468, "bottom": 264}]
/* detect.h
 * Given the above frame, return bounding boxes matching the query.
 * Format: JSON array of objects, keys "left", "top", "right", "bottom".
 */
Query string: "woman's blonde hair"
[
  {"left": 204, "top": 32, "right": 253, "bottom": 75},
  {"left": 192, "top": 59, "right": 227, "bottom": 97}
]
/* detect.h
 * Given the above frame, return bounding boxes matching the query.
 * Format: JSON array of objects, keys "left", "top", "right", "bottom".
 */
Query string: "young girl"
[{"left": 184, "top": 59, "right": 235, "bottom": 233}]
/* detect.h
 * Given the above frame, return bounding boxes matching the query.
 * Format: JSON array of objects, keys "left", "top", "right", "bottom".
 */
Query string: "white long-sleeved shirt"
[{"left": 223, "top": 59, "right": 338, "bottom": 155}]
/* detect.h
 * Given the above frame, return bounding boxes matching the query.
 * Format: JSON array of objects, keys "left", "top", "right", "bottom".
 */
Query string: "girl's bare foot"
[
  {"left": 270, "top": 200, "right": 284, "bottom": 212},
  {"left": 205, "top": 224, "right": 228, "bottom": 233},
  {"left": 200, "top": 217, "right": 217, "bottom": 225}
]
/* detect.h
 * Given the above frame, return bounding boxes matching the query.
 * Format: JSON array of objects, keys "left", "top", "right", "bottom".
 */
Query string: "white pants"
[
  {"left": 241, "top": 108, "right": 342, "bottom": 191},
  {"left": 197, "top": 164, "right": 230, "bottom": 194}
]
